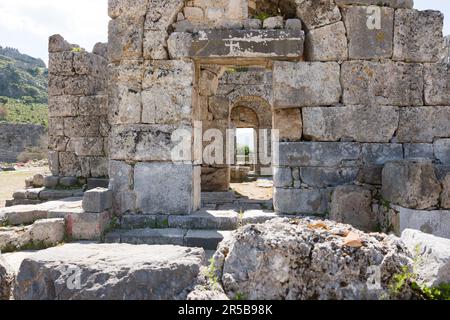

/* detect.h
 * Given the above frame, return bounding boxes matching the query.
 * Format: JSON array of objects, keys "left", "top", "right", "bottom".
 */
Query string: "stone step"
[
  {"left": 0, "top": 197, "right": 83, "bottom": 226},
  {"left": 105, "top": 228, "right": 231, "bottom": 250},
  {"left": 201, "top": 192, "right": 237, "bottom": 205},
  {"left": 121, "top": 209, "right": 239, "bottom": 230},
  {"left": 8, "top": 188, "right": 84, "bottom": 206}
]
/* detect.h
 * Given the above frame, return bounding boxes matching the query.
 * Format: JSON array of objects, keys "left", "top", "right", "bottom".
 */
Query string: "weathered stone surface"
[
  {"left": 434, "top": 139, "right": 450, "bottom": 165},
  {"left": 201, "top": 167, "right": 229, "bottom": 192},
  {"left": 277, "top": 142, "right": 361, "bottom": 167},
  {"left": 296, "top": 0, "right": 341, "bottom": 30},
  {"left": 134, "top": 163, "right": 200, "bottom": 215},
  {"left": 402, "top": 229, "right": 450, "bottom": 286},
  {"left": 331, "top": 186, "right": 377, "bottom": 232},
  {"left": 303, "top": 106, "right": 399, "bottom": 143},
  {"left": 82, "top": 188, "right": 112, "bottom": 213},
  {"left": 342, "top": 6, "right": 394, "bottom": 59},
  {"left": 243, "top": 18, "right": 262, "bottom": 30},
  {"left": 398, "top": 107, "right": 450, "bottom": 143},
  {"left": 341, "top": 61, "right": 423, "bottom": 106},
  {"left": 108, "top": 15, "right": 144, "bottom": 62},
  {"left": 29, "top": 218, "right": 65, "bottom": 246},
  {"left": 14, "top": 243, "right": 204, "bottom": 300},
  {"left": 300, "top": 167, "right": 359, "bottom": 188},
  {"left": 273, "top": 61, "right": 341, "bottom": 108},
  {"left": 441, "top": 175, "right": 450, "bottom": 209},
  {"left": 357, "top": 166, "right": 383, "bottom": 185},
  {"left": 109, "top": 124, "right": 191, "bottom": 161},
  {"left": 305, "top": 21, "right": 348, "bottom": 61},
  {"left": 361, "top": 144, "right": 403, "bottom": 165},
  {"left": 273, "top": 188, "right": 329, "bottom": 214},
  {"left": 0, "top": 255, "right": 14, "bottom": 300},
  {"left": 263, "top": 16, "right": 283, "bottom": 29},
  {"left": 382, "top": 161, "right": 442, "bottom": 210},
  {"left": 404, "top": 144, "right": 434, "bottom": 160},
  {"left": 335, "top": 0, "right": 413, "bottom": 8},
  {"left": 49, "top": 34, "right": 75, "bottom": 53},
  {"left": 424, "top": 63, "right": 450, "bottom": 106},
  {"left": 273, "top": 167, "right": 294, "bottom": 188},
  {"left": 213, "top": 218, "right": 414, "bottom": 300},
  {"left": 272, "top": 108, "right": 302, "bottom": 141},
  {"left": 393, "top": 9, "right": 444, "bottom": 63},
  {"left": 167, "top": 32, "right": 193, "bottom": 58},
  {"left": 395, "top": 206, "right": 450, "bottom": 239},
  {"left": 189, "top": 29, "right": 304, "bottom": 59}
]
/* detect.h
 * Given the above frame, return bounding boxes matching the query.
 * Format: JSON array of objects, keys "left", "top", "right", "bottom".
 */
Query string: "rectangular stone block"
[
  {"left": 342, "top": 6, "right": 394, "bottom": 59},
  {"left": 434, "top": 139, "right": 450, "bottom": 165},
  {"left": 404, "top": 144, "right": 434, "bottom": 160},
  {"left": 109, "top": 124, "right": 193, "bottom": 162},
  {"left": 273, "top": 167, "right": 294, "bottom": 188},
  {"left": 300, "top": 167, "right": 359, "bottom": 188},
  {"left": 142, "top": 60, "right": 193, "bottom": 90},
  {"left": 108, "top": 15, "right": 144, "bottom": 62},
  {"left": 424, "top": 63, "right": 450, "bottom": 106},
  {"left": 277, "top": 142, "right": 361, "bottom": 167},
  {"left": 82, "top": 188, "right": 113, "bottom": 213},
  {"left": 272, "top": 108, "right": 302, "bottom": 142},
  {"left": 189, "top": 29, "right": 304, "bottom": 59},
  {"left": 305, "top": 21, "right": 348, "bottom": 61},
  {"left": 398, "top": 107, "right": 450, "bottom": 143},
  {"left": 67, "top": 138, "right": 105, "bottom": 157},
  {"left": 341, "top": 61, "right": 423, "bottom": 106},
  {"left": 78, "top": 96, "right": 108, "bottom": 116},
  {"left": 49, "top": 95, "right": 79, "bottom": 117},
  {"left": 394, "top": 205, "right": 450, "bottom": 239},
  {"left": 49, "top": 51, "right": 74, "bottom": 75},
  {"left": 274, "top": 188, "right": 330, "bottom": 214},
  {"left": 73, "top": 51, "right": 107, "bottom": 76},
  {"left": 141, "top": 85, "right": 192, "bottom": 125},
  {"left": 63, "top": 116, "right": 102, "bottom": 138},
  {"left": 274, "top": 61, "right": 341, "bottom": 108},
  {"left": 335, "top": 0, "right": 413, "bottom": 8},
  {"left": 362, "top": 144, "right": 404, "bottom": 165},
  {"left": 134, "top": 163, "right": 200, "bottom": 215},
  {"left": 393, "top": 9, "right": 444, "bottom": 63},
  {"left": 303, "top": 106, "right": 399, "bottom": 143}
]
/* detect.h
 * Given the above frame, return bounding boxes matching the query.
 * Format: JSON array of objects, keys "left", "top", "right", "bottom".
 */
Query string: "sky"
[{"left": 0, "top": 0, "right": 448, "bottom": 64}]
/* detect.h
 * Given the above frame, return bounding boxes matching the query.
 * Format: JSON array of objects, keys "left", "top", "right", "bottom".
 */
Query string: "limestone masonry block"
[
  {"left": 272, "top": 108, "right": 302, "bottom": 142},
  {"left": 189, "top": 29, "right": 304, "bottom": 59},
  {"left": 398, "top": 107, "right": 450, "bottom": 143},
  {"left": 331, "top": 185, "right": 377, "bottom": 232},
  {"left": 134, "top": 163, "right": 200, "bottom": 215},
  {"left": 300, "top": 167, "right": 359, "bottom": 188},
  {"left": 393, "top": 9, "right": 444, "bottom": 63},
  {"left": 336, "top": 0, "right": 413, "bottom": 8},
  {"left": 167, "top": 32, "right": 193, "bottom": 59},
  {"left": 434, "top": 139, "right": 450, "bottom": 165},
  {"left": 278, "top": 142, "right": 361, "bottom": 167},
  {"left": 296, "top": 0, "right": 341, "bottom": 30},
  {"left": 361, "top": 143, "right": 403, "bottom": 165},
  {"left": 273, "top": 62, "right": 341, "bottom": 108},
  {"left": 424, "top": 63, "right": 450, "bottom": 106},
  {"left": 110, "top": 124, "right": 191, "bottom": 162},
  {"left": 49, "top": 34, "right": 75, "bottom": 52},
  {"left": 108, "top": 16, "right": 144, "bottom": 62},
  {"left": 49, "top": 96, "right": 79, "bottom": 117},
  {"left": 404, "top": 144, "right": 434, "bottom": 160},
  {"left": 274, "top": 188, "right": 330, "bottom": 215},
  {"left": 441, "top": 175, "right": 450, "bottom": 209},
  {"left": 305, "top": 21, "right": 348, "bottom": 61},
  {"left": 341, "top": 61, "right": 423, "bottom": 106},
  {"left": 263, "top": 16, "right": 283, "bottom": 29},
  {"left": 49, "top": 51, "right": 74, "bottom": 75},
  {"left": 382, "top": 160, "right": 442, "bottom": 210},
  {"left": 303, "top": 106, "right": 399, "bottom": 143},
  {"left": 82, "top": 188, "right": 113, "bottom": 213},
  {"left": 342, "top": 6, "right": 394, "bottom": 60}
]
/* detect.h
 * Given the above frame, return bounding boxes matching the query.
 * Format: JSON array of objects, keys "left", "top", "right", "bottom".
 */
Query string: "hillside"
[
  {"left": 0, "top": 46, "right": 48, "bottom": 103},
  {"left": 0, "top": 46, "right": 48, "bottom": 126}
]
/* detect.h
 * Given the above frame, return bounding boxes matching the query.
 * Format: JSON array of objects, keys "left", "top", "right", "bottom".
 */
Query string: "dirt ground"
[
  {"left": 230, "top": 179, "right": 273, "bottom": 200},
  {"left": 0, "top": 166, "right": 49, "bottom": 207}
]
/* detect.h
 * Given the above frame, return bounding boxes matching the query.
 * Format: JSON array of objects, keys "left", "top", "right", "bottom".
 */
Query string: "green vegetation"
[
  {"left": 205, "top": 257, "right": 220, "bottom": 289},
  {"left": 0, "top": 96, "right": 48, "bottom": 126},
  {"left": 0, "top": 46, "right": 48, "bottom": 126},
  {"left": 388, "top": 245, "right": 450, "bottom": 300}
]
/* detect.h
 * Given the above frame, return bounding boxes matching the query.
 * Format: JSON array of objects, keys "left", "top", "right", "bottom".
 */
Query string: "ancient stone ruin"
[{"left": 1, "top": 0, "right": 450, "bottom": 301}]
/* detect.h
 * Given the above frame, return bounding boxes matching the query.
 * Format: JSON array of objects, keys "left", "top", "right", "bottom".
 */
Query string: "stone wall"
[
  {"left": 0, "top": 123, "right": 47, "bottom": 162},
  {"left": 97, "top": 0, "right": 450, "bottom": 221},
  {"left": 443, "top": 35, "right": 450, "bottom": 64},
  {"left": 272, "top": 1, "right": 450, "bottom": 223},
  {"left": 47, "top": 35, "right": 109, "bottom": 178}
]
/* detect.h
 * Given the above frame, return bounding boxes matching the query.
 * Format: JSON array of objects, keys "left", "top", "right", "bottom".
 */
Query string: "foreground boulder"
[
  {"left": 0, "top": 255, "right": 14, "bottom": 300},
  {"left": 213, "top": 218, "right": 414, "bottom": 300},
  {"left": 401, "top": 229, "right": 450, "bottom": 287},
  {"left": 14, "top": 243, "right": 205, "bottom": 300}
]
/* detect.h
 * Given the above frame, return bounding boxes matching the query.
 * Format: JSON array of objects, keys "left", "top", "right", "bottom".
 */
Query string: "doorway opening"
[{"left": 197, "top": 65, "right": 274, "bottom": 211}]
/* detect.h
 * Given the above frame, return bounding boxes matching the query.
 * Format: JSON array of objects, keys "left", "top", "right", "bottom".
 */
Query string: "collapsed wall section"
[{"left": 47, "top": 35, "right": 109, "bottom": 179}]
